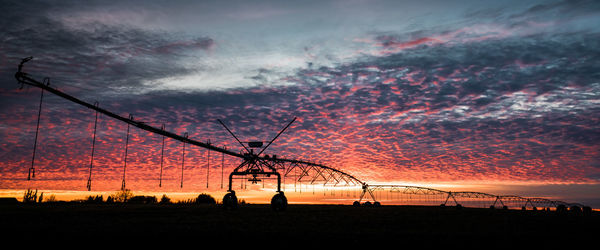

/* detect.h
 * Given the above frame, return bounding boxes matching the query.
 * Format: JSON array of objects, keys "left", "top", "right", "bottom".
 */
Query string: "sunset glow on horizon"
[{"left": 1, "top": 0, "right": 599, "bottom": 208}]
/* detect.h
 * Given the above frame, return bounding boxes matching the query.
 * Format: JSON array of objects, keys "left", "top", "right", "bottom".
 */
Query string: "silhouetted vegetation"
[
  {"left": 13, "top": 191, "right": 219, "bottom": 206},
  {"left": 21, "top": 189, "right": 58, "bottom": 203},
  {"left": 23, "top": 189, "right": 38, "bottom": 203},
  {"left": 174, "top": 194, "right": 218, "bottom": 205},
  {"left": 128, "top": 196, "right": 157, "bottom": 204},
  {"left": 109, "top": 189, "right": 134, "bottom": 203},
  {"left": 86, "top": 195, "right": 104, "bottom": 204},
  {"left": 176, "top": 198, "right": 195, "bottom": 205},
  {"left": 45, "top": 194, "right": 57, "bottom": 203},
  {"left": 195, "top": 193, "right": 216, "bottom": 204},
  {"left": 159, "top": 194, "right": 171, "bottom": 204}
]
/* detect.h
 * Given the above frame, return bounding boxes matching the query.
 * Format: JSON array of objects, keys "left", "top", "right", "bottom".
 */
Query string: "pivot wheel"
[
  {"left": 271, "top": 192, "right": 287, "bottom": 211},
  {"left": 222, "top": 191, "right": 238, "bottom": 210}
]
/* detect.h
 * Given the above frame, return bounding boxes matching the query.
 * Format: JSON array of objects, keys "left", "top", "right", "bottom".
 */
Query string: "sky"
[{"left": 0, "top": 0, "right": 599, "bottom": 206}]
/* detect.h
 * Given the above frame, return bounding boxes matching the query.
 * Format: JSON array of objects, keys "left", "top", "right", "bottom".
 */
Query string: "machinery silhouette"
[
  {"left": 13, "top": 57, "right": 591, "bottom": 213},
  {"left": 14, "top": 57, "right": 367, "bottom": 210},
  {"left": 217, "top": 118, "right": 296, "bottom": 210}
]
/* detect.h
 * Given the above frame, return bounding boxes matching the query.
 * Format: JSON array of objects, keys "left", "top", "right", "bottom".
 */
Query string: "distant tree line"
[
  {"left": 10, "top": 189, "right": 251, "bottom": 207},
  {"left": 16, "top": 189, "right": 219, "bottom": 205},
  {"left": 91, "top": 191, "right": 218, "bottom": 205}
]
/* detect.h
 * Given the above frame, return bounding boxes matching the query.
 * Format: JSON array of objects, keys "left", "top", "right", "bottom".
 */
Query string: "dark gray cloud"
[{"left": 0, "top": 0, "right": 214, "bottom": 98}]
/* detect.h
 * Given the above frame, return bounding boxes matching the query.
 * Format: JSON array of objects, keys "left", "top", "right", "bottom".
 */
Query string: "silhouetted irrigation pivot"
[
  {"left": 358, "top": 185, "right": 588, "bottom": 211},
  {"left": 217, "top": 118, "right": 293, "bottom": 210},
  {"left": 14, "top": 57, "right": 367, "bottom": 210},
  {"left": 14, "top": 57, "right": 590, "bottom": 212}
]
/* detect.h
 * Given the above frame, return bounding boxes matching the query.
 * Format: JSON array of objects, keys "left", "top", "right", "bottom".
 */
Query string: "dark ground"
[{"left": 1, "top": 203, "right": 597, "bottom": 246}]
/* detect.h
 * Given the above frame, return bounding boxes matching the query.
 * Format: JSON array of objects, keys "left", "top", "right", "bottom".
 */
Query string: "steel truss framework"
[
  {"left": 359, "top": 185, "right": 586, "bottom": 209},
  {"left": 14, "top": 57, "right": 589, "bottom": 210}
]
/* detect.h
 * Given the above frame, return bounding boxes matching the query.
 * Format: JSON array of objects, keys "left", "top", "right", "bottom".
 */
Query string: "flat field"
[{"left": 1, "top": 203, "right": 597, "bottom": 246}]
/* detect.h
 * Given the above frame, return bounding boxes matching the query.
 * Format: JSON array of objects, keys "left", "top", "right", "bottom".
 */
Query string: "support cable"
[
  {"left": 28, "top": 80, "right": 46, "bottom": 180},
  {"left": 86, "top": 101, "right": 99, "bottom": 191},
  {"left": 221, "top": 146, "right": 225, "bottom": 189},
  {"left": 180, "top": 132, "right": 188, "bottom": 188},
  {"left": 206, "top": 139, "right": 210, "bottom": 189},
  {"left": 121, "top": 114, "right": 133, "bottom": 191},
  {"left": 159, "top": 124, "right": 166, "bottom": 187}
]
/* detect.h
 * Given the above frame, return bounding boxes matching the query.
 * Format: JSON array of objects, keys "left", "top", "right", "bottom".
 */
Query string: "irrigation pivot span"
[{"left": 13, "top": 57, "right": 591, "bottom": 212}]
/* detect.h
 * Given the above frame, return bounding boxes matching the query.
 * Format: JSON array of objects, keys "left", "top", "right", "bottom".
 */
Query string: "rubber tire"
[
  {"left": 223, "top": 192, "right": 237, "bottom": 210},
  {"left": 271, "top": 192, "right": 287, "bottom": 211}
]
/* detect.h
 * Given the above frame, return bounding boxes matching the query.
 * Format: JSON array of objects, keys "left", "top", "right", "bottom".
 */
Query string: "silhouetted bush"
[
  {"left": 86, "top": 195, "right": 104, "bottom": 204},
  {"left": 128, "top": 196, "right": 157, "bottom": 204},
  {"left": 178, "top": 199, "right": 195, "bottom": 205},
  {"left": 23, "top": 189, "right": 38, "bottom": 203},
  {"left": 45, "top": 194, "right": 57, "bottom": 203},
  {"left": 109, "top": 189, "right": 134, "bottom": 203},
  {"left": 195, "top": 193, "right": 216, "bottom": 204},
  {"left": 159, "top": 194, "right": 171, "bottom": 204}
]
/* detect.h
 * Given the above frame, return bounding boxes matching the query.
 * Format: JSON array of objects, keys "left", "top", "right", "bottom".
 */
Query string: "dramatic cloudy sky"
[{"left": 1, "top": 0, "right": 599, "bottom": 205}]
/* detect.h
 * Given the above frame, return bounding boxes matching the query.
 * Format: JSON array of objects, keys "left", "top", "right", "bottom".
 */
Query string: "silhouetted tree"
[
  {"left": 110, "top": 189, "right": 134, "bottom": 203},
  {"left": 23, "top": 189, "right": 38, "bottom": 203},
  {"left": 159, "top": 194, "right": 171, "bottom": 204}
]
